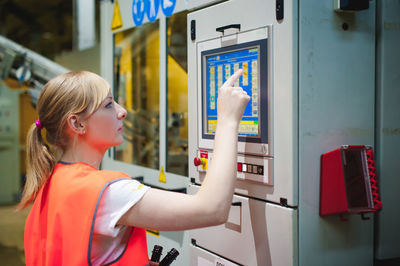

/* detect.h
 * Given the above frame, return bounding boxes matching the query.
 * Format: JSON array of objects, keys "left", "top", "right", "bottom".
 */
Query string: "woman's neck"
[{"left": 61, "top": 141, "right": 106, "bottom": 169}]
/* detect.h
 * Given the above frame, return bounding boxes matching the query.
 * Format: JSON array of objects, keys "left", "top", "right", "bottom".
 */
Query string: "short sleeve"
[{"left": 94, "top": 179, "right": 149, "bottom": 237}]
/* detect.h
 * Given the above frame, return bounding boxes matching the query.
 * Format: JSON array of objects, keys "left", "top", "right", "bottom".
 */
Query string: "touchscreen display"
[{"left": 204, "top": 46, "right": 260, "bottom": 137}]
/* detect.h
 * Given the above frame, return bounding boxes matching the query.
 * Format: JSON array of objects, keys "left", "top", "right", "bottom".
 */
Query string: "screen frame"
[
  {"left": 196, "top": 26, "right": 273, "bottom": 157},
  {"left": 200, "top": 39, "right": 268, "bottom": 144}
]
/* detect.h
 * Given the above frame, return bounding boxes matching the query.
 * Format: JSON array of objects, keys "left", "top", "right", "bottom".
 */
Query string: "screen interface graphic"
[{"left": 205, "top": 46, "right": 260, "bottom": 137}]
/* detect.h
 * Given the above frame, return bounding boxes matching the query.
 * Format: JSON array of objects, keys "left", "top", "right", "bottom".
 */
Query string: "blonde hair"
[{"left": 18, "top": 71, "right": 110, "bottom": 209}]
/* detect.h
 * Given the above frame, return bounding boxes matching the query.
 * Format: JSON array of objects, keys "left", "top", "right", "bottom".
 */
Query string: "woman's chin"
[{"left": 115, "top": 138, "right": 124, "bottom": 147}]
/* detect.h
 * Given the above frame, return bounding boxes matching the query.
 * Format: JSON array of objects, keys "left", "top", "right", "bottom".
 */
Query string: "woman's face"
[{"left": 83, "top": 92, "right": 127, "bottom": 150}]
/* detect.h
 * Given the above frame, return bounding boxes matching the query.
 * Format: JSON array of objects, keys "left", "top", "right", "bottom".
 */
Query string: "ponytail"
[{"left": 17, "top": 123, "right": 57, "bottom": 210}]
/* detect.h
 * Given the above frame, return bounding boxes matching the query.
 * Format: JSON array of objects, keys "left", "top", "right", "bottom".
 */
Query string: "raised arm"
[{"left": 118, "top": 70, "right": 250, "bottom": 231}]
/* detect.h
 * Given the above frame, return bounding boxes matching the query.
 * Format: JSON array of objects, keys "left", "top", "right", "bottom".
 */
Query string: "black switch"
[{"left": 258, "top": 166, "right": 264, "bottom": 175}]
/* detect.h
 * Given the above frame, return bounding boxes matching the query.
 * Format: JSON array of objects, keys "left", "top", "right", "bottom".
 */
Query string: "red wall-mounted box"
[{"left": 320, "top": 145, "right": 382, "bottom": 216}]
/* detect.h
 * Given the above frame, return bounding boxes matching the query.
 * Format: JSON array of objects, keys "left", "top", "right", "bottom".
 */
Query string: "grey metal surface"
[
  {"left": 190, "top": 244, "right": 239, "bottom": 266},
  {"left": 375, "top": 0, "right": 400, "bottom": 260},
  {"left": 189, "top": 185, "right": 297, "bottom": 266},
  {"left": 298, "top": 1, "right": 376, "bottom": 265}
]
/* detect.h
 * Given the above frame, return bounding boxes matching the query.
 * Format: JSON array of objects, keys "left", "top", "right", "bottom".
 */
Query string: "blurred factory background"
[{"left": 0, "top": 0, "right": 102, "bottom": 264}]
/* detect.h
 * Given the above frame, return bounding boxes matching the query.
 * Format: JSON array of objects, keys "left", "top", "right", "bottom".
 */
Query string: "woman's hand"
[{"left": 217, "top": 69, "right": 250, "bottom": 127}]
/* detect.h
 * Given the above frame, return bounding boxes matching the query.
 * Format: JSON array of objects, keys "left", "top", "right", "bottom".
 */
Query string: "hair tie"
[{"left": 35, "top": 120, "right": 43, "bottom": 130}]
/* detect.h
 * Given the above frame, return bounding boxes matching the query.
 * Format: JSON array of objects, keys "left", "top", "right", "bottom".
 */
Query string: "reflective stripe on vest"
[{"left": 25, "top": 162, "right": 149, "bottom": 266}]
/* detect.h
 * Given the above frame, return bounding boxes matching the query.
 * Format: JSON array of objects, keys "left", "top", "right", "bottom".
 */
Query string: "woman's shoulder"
[
  {"left": 97, "top": 169, "right": 130, "bottom": 179},
  {"left": 54, "top": 162, "right": 130, "bottom": 182}
]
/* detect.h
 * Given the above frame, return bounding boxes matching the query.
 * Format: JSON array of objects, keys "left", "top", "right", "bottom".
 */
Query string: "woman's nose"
[{"left": 117, "top": 103, "right": 127, "bottom": 119}]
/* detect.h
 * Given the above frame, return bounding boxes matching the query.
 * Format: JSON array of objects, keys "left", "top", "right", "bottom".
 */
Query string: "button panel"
[
  {"left": 196, "top": 149, "right": 273, "bottom": 185},
  {"left": 237, "top": 162, "right": 264, "bottom": 176}
]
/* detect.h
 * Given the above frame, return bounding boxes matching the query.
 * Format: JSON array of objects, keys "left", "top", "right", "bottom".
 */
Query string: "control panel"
[
  {"left": 193, "top": 26, "right": 273, "bottom": 187},
  {"left": 187, "top": 1, "right": 298, "bottom": 265},
  {"left": 193, "top": 149, "right": 273, "bottom": 185}
]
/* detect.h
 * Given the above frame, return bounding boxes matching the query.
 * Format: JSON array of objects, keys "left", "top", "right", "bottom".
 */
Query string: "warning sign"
[
  {"left": 158, "top": 167, "right": 166, "bottom": 183},
  {"left": 161, "top": 0, "right": 176, "bottom": 17},
  {"left": 132, "top": 0, "right": 145, "bottom": 26},
  {"left": 145, "top": 0, "right": 160, "bottom": 22},
  {"left": 112, "top": 0, "right": 123, "bottom": 31}
]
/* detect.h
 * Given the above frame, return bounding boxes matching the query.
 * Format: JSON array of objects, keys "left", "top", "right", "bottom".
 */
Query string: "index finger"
[{"left": 222, "top": 69, "right": 243, "bottom": 87}]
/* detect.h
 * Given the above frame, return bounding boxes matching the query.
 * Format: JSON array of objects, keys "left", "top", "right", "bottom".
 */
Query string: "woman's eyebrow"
[{"left": 100, "top": 96, "right": 113, "bottom": 106}]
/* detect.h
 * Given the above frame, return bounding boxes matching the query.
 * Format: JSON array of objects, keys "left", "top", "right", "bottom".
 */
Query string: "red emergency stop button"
[
  {"left": 194, "top": 157, "right": 207, "bottom": 168},
  {"left": 194, "top": 157, "right": 201, "bottom": 166}
]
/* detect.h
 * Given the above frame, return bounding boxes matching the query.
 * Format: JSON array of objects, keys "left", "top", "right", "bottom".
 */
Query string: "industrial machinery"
[
  {"left": 188, "top": 2, "right": 296, "bottom": 264},
  {"left": 0, "top": 36, "right": 69, "bottom": 106},
  {"left": 187, "top": 1, "right": 399, "bottom": 265},
  {"left": 0, "top": 35, "right": 68, "bottom": 204},
  {"left": 98, "top": 0, "right": 399, "bottom": 265}
]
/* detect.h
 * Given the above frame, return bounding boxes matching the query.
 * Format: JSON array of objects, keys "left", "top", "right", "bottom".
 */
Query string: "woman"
[{"left": 19, "top": 70, "right": 249, "bottom": 265}]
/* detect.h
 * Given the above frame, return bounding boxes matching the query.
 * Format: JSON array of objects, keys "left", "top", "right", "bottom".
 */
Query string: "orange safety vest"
[{"left": 24, "top": 162, "right": 149, "bottom": 266}]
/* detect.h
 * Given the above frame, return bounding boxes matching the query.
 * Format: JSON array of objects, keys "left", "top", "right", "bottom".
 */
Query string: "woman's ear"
[{"left": 66, "top": 114, "right": 86, "bottom": 135}]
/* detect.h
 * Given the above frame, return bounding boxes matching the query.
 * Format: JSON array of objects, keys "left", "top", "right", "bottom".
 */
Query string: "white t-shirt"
[{"left": 90, "top": 179, "right": 149, "bottom": 266}]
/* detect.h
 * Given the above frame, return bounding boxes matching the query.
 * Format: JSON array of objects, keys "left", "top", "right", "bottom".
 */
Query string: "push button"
[
  {"left": 258, "top": 166, "right": 264, "bottom": 175},
  {"left": 237, "top": 163, "right": 242, "bottom": 172},
  {"left": 194, "top": 157, "right": 207, "bottom": 169},
  {"left": 252, "top": 165, "right": 258, "bottom": 174},
  {"left": 194, "top": 157, "right": 201, "bottom": 166},
  {"left": 247, "top": 164, "right": 253, "bottom": 173}
]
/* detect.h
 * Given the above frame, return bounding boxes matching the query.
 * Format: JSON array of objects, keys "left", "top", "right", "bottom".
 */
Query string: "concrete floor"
[{"left": 0, "top": 204, "right": 30, "bottom": 265}]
